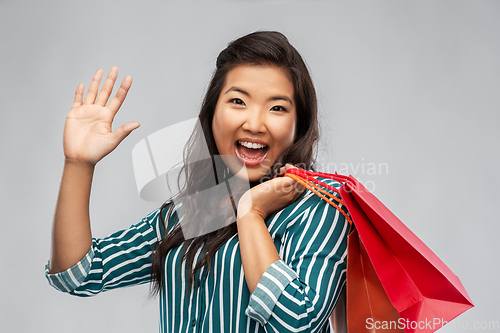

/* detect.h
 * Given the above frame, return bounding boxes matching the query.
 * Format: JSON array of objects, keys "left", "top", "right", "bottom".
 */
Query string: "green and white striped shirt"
[{"left": 45, "top": 178, "right": 348, "bottom": 332}]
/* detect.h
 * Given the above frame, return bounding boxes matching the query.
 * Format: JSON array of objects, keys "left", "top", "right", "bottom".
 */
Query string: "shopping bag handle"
[
  {"left": 286, "top": 168, "right": 356, "bottom": 192},
  {"left": 304, "top": 171, "right": 356, "bottom": 186},
  {"left": 285, "top": 170, "right": 353, "bottom": 225}
]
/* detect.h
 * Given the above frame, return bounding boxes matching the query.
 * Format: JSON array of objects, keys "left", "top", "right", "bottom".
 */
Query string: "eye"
[
  {"left": 229, "top": 98, "right": 245, "bottom": 106},
  {"left": 271, "top": 105, "right": 287, "bottom": 112}
]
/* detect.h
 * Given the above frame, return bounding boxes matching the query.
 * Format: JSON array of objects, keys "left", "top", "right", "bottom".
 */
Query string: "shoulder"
[
  {"left": 295, "top": 176, "right": 344, "bottom": 211},
  {"left": 278, "top": 175, "right": 349, "bottom": 230},
  {"left": 314, "top": 176, "right": 343, "bottom": 193},
  {"left": 308, "top": 176, "right": 349, "bottom": 217}
]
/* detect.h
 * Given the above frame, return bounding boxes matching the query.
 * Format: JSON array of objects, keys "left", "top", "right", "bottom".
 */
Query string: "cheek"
[
  {"left": 274, "top": 117, "right": 297, "bottom": 148},
  {"left": 212, "top": 107, "right": 236, "bottom": 150},
  {"left": 212, "top": 116, "right": 224, "bottom": 151},
  {"left": 212, "top": 111, "right": 221, "bottom": 138}
]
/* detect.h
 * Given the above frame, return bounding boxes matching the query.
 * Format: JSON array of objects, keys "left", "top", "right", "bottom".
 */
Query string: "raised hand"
[{"left": 63, "top": 67, "right": 140, "bottom": 165}]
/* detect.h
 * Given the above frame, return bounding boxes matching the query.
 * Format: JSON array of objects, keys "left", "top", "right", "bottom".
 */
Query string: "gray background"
[{"left": 1, "top": 0, "right": 499, "bottom": 332}]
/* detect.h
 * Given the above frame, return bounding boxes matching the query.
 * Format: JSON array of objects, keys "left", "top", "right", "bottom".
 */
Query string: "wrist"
[
  {"left": 237, "top": 191, "right": 269, "bottom": 222},
  {"left": 64, "top": 158, "right": 96, "bottom": 170},
  {"left": 63, "top": 158, "right": 96, "bottom": 178}
]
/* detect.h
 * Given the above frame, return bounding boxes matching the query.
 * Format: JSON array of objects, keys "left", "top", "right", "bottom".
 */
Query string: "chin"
[{"left": 233, "top": 166, "right": 269, "bottom": 184}]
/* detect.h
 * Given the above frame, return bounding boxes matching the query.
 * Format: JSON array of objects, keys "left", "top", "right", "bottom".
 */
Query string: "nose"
[{"left": 241, "top": 108, "right": 266, "bottom": 134}]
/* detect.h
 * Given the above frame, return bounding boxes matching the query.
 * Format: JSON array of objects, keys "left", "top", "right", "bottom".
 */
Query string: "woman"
[{"left": 46, "top": 31, "right": 349, "bottom": 333}]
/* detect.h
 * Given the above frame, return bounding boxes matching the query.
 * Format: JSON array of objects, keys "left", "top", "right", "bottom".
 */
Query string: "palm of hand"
[
  {"left": 64, "top": 104, "right": 116, "bottom": 164},
  {"left": 63, "top": 67, "right": 139, "bottom": 166}
]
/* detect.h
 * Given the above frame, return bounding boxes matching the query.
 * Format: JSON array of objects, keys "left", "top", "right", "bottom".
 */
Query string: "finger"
[
  {"left": 95, "top": 66, "right": 119, "bottom": 106},
  {"left": 274, "top": 176, "right": 296, "bottom": 193},
  {"left": 278, "top": 163, "right": 297, "bottom": 175},
  {"left": 294, "top": 180, "right": 305, "bottom": 194},
  {"left": 279, "top": 176, "right": 304, "bottom": 198},
  {"left": 284, "top": 175, "right": 305, "bottom": 195},
  {"left": 71, "top": 83, "right": 84, "bottom": 108},
  {"left": 109, "top": 121, "right": 140, "bottom": 147},
  {"left": 83, "top": 69, "right": 104, "bottom": 105},
  {"left": 106, "top": 75, "right": 133, "bottom": 115},
  {"left": 293, "top": 185, "right": 305, "bottom": 200}
]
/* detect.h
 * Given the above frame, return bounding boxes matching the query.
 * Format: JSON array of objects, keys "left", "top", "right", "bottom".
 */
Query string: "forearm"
[
  {"left": 49, "top": 159, "right": 94, "bottom": 273},
  {"left": 237, "top": 210, "right": 280, "bottom": 294},
  {"left": 241, "top": 198, "right": 349, "bottom": 332}
]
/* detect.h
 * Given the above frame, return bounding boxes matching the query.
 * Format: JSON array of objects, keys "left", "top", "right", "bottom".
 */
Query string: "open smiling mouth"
[{"left": 235, "top": 140, "right": 269, "bottom": 166}]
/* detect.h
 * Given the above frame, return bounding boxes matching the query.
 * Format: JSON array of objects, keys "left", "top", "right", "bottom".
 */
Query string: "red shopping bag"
[{"left": 285, "top": 169, "right": 474, "bottom": 333}]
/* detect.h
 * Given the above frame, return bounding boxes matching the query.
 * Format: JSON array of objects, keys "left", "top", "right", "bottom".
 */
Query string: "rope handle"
[
  {"left": 285, "top": 172, "right": 353, "bottom": 225},
  {"left": 306, "top": 171, "right": 356, "bottom": 185},
  {"left": 287, "top": 168, "right": 356, "bottom": 188},
  {"left": 285, "top": 168, "right": 339, "bottom": 193},
  {"left": 286, "top": 168, "right": 348, "bottom": 194}
]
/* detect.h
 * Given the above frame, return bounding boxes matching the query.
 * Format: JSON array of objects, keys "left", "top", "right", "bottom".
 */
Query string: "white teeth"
[{"left": 238, "top": 141, "right": 267, "bottom": 149}]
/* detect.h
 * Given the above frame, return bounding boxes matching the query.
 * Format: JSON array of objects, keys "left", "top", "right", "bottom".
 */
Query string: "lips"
[{"left": 235, "top": 139, "right": 268, "bottom": 166}]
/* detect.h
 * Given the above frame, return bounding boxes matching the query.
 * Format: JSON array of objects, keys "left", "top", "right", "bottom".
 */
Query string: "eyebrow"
[{"left": 224, "top": 87, "right": 293, "bottom": 105}]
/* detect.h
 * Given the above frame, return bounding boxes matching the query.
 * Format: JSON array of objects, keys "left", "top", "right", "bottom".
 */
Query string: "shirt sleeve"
[
  {"left": 45, "top": 204, "right": 176, "bottom": 297},
  {"left": 245, "top": 180, "right": 349, "bottom": 333}
]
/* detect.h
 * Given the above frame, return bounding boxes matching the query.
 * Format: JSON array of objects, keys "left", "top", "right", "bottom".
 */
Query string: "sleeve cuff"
[
  {"left": 45, "top": 247, "right": 95, "bottom": 293},
  {"left": 245, "top": 259, "right": 299, "bottom": 326}
]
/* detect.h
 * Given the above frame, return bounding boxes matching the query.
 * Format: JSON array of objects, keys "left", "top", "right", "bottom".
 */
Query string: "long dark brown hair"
[{"left": 150, "top": 31, "right": 319, "bottom": 295}]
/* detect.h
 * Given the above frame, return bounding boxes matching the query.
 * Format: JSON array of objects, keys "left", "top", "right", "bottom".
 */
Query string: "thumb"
[{"left": 110, "top": 121, "right": 140, "bottom": 147}]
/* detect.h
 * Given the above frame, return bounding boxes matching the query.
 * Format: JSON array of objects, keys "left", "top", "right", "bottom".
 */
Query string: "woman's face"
[{"left": 212, "top": 64, "right": 297, "bottom": 183}]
